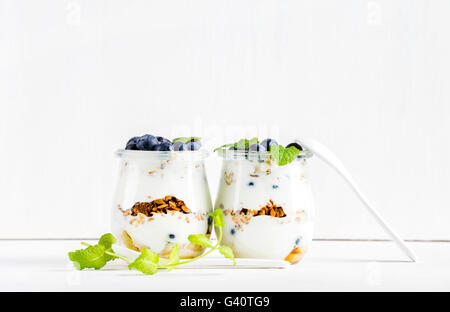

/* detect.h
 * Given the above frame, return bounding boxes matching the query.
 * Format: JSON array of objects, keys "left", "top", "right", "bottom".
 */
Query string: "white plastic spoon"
[{"left": 295, "top": 138, "right": 418, "bottom": 262}]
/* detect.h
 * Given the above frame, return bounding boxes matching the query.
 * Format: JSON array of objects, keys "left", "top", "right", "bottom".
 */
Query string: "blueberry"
[
  {"left": 126, "top": 136, "right": 139, "bottom": 146},
  {"left": 154, "top": 142, "right": 173, "bottom": 151},
  {"left": 157, "top": 136, "right": 170, "bottom": 144},
  {"left": 248, "top": 144, "right": 266, "bottom": 152},
  {"left": 272, "top": 185, "right": 279, "bottom": 189},
  {"left": 136, "top": 134, "right": 158, "bottom": 150},
  {"left": 286, "top": 142, "right": 303, "bottom": 151},
  {"left": 295, "top": 237, "right": 301, "bottom": 245},
  {"left": 126, "top": 142, "right": 138, "bottom": 150},
  {"left": 261, "top": 138, "right": 278, "bottom": 151},
  {"left": 169, "top": 233, "right": 175, "bottom": 239},
  {"left": 186, "top": 141, "right": 201, "bottom": 151},
  {"left": 230, "top": 228, "right": 236, "bottom": 235},
  {"left": 173, "top": 141, "right": 187, "bottom": 151},
  {"left": 125, "top": 136, "right": 139, "bottom": 150},
  {"left": 248, "top": 182, "right": 255, "bottom": 187}
]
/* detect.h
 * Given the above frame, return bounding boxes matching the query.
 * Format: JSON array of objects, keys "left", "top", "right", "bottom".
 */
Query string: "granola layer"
[{"left": 127, "top": 196, "right": 191, "bottom": 217}]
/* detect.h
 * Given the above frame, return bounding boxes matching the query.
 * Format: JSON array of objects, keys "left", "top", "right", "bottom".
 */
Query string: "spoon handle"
[{"left": 296, "top": 138, "right": 417, "bottom": 262}]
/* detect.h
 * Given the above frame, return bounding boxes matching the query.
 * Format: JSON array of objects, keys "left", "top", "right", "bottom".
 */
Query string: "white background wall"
[{"left": 1, "top": 0, "right": 449, "bottom": 239}]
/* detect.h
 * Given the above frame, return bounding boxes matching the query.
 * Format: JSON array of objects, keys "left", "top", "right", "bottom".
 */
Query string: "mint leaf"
[
  {"left": 209, "top": 209, "right": 225, "bottom": 228},
  {"left": 234, "top": 137, "right": 259, "bottom": 150},
  {"left": 218, "top": 245, "right": 236, "bottom": 265},
  {"left": 68, "top": 245, "right": 108, "bottom": 270},
  {"left": 233, "top": 139, "right": 248, "bottom": 149},
  {"left": 166, "top": 244, "right": 180, "bottom": 272},
  {"left": 172, "top": 137, "right": 201, "bottom": 143},
  {"left": 98, "top": 233, "right": 116, "bottom": 249},
  {"left": 247, "top": 137, "right": 259, "bottom": 147},
  {"left": 188, "top": 234, "right": 213, "bottom": 248},
  {"left": 68, "top": 234, "right": 119, "bottom": 270},
  {"left": 128, "top": 248, "right": 159, "bottom": 275},
  {"left": 270, "top": 145, "right": 300, "bottom": 166},
  {"left": 98, "top": 233, "right": 117, "bottom": 261},
  {"left": 214, "top": 137, "right": 259, "bottom": 152},
  {"left": 213, "top": 143, "right": 233, "bottom": 152}
]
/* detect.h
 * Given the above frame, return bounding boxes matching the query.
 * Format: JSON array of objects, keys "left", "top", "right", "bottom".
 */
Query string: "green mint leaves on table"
[
  {"left": 68, "top": 233, "right": 117, "bottom": 270},
  {"left": 67, "top": 209, "right": 235, "bottom": 275},
  {"left": 128, "top": 248, "right": 159, "bottom": 275}
]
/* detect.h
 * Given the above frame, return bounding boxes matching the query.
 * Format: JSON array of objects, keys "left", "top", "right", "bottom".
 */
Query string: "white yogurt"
[
  {"left": 215, "top": 153, "right": 314, "bottom": 263},
  {"left": 111, "top": 150, "right": 212, "bottom": 258}
]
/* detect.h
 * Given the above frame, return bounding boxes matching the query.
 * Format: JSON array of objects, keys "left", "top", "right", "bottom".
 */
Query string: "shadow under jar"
[
  {"left": 112, "top": 149, "right": 213, "bottom": 259},
  {"left": 214, "top": 149, "right": 314, "bottom": 264}
]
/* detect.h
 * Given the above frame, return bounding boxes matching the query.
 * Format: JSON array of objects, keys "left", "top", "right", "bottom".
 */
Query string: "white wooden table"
[{"left": 1, "top": 240, "right": 449, "bottom": 291}]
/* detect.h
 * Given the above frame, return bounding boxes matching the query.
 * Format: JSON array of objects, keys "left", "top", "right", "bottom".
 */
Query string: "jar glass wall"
[
  {"left": 214, "top": 150, "right": 314, "bottom": 264},
  {"left": 112, "top": 150, "right": 212, "bottom": 259}
]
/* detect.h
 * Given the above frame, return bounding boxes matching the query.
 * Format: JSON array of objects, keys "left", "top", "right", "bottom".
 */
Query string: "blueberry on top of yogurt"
[
  {"left": 186, "top": 141, "right": 201, "bottom": 151},
  {"left": 173, "top": 141, "right": 187, "bottom": 151},
  {"left": 125, "top": 135, "right": 202, "bottom": 151},
  {"left": 125, "top": 136, "right": 139, "bottom": 150},
  {"left": 214, "top": 137, "right": 305, "bottom": 166},
  {"left": 154, "top": 142, "right": 174, "bottom": 151},
  {"left": 261, "top": 138, "right": 278, "bottom": 150},
  {"left": 136, "top": 134, "right": 158, "bottom": 150},
  {"left": 248, "top": 144, "right": 266, "bottom": 152},
  {"left": 157, "top": 136, "right": 171, "bottom": 144},
  {"left": 286, "top": 142, "right": 303, "bottom": 151}
]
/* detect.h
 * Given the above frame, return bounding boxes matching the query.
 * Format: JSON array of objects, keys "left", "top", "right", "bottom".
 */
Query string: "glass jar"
[
  {"left": 112, "top": 150, "right": 212, "bottom": 259},
  {"left": 214, "top": 150, "right": 314, "bottom": 264}
]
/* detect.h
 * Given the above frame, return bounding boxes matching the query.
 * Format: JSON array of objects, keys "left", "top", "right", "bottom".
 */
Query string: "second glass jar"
[{"left": 214, "top": 150, "right": 314, "bottom": 264}]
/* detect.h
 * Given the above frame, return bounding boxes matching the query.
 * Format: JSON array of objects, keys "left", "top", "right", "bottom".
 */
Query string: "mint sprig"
[
  {"left": 67, "top": 210, "right": 235, "bottom": 275},
  {"left": 68, "top": 233, "right": 118, "bottom": 270},
  {"left": 128, "top": 248, "right": 159, "bottom": 275},
  {"left": 165, "top": 244, "right": 180, "bottom": 272},
  {"left": 213, "top": 137, "right": 259, "bottom": 152},
  {"left": 214, "top": 138, "right": 302, "bottom": 166},
  {"left": 270, "top": 145, "right": 300, "bottom": 166},
  {"left": 172, "top": 137, "right": 201, "bottom": 143}
]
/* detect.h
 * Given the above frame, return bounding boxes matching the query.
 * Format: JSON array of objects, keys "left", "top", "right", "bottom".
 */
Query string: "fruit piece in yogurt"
[{"left": 284, "top": 246, "right": 306, "bottom": 264}]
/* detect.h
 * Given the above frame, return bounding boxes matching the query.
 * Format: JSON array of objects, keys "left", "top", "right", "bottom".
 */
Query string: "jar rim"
[
  {"left": 116, "top": 149, "right": 209, "bottom": 161},
  {"left": 215, "top": 148, "right": 313, "bottom": 161}
]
